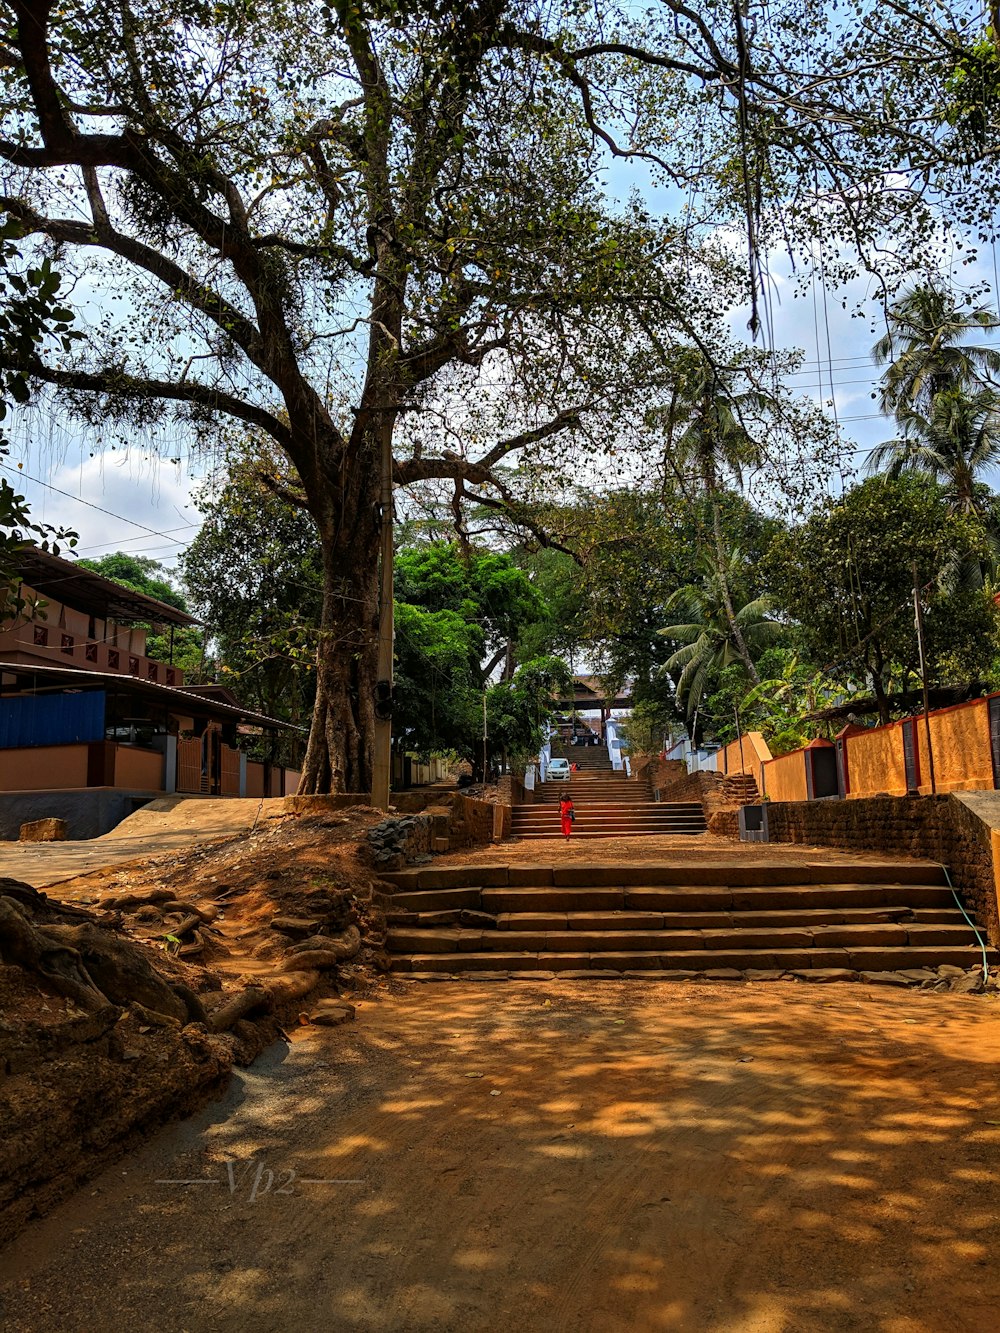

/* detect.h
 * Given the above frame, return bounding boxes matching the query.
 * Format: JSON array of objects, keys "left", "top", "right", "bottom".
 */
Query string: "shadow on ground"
[{"left": 1, "top": 980, "right": 998, "bottom": 1332}]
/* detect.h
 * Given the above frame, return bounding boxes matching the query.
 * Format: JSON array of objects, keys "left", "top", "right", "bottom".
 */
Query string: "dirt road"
[
  {"left": 0, "top": 797, "right": 289, "bottom": 888},
  {"left": 2, "top": 979, "right": 999, "bottom": 1332}
]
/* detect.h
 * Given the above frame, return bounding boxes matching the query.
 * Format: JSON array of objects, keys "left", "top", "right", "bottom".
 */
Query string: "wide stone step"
[
  {"left": 389, "top": 945, "right": 992, "bottom": 974},
  {"left": 388, "top": 905, "right": 968, "bottom": 930},
  {"left": 377, "top": 862, "right": 950, "bottom": 890},
  {"left": 518, "top": 801, "right": 695, "bottom": 812},
  {"left": 381, "top": 885, "right": 957, "bottom": 917},
  {"left": 513, "top": 828, "right": 706, "bottom": 840},
  {"left": 387, "top": 922, "right": 981, "bottom": 954}
]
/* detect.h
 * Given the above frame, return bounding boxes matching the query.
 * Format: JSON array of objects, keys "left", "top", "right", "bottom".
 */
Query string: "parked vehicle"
[{"left": 547, "top": 758, "right": 571, "bottom": 780}]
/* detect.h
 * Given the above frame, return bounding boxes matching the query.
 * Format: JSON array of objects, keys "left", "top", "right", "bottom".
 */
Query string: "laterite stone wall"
[{"left": 765, "top": 796, "right": 1000, "bottom": 946}]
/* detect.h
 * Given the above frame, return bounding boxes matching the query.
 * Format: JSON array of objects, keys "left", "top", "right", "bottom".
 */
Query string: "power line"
[{"left": 0, "top": 462, "right": 195, "bottom": 543}]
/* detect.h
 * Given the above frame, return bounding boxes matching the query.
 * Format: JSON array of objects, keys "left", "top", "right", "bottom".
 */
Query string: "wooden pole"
[
  {"left": 912, "top": 560, "right": 937, "bottom": 796},
  {"left": 372, "top": 432, "right": 394, "bottom": 811}
]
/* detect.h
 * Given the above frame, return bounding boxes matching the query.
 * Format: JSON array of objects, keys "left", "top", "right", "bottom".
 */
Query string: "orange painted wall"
[
  {"left": 762, "top": 749, "right": 809, "bottom": 803},
  {"left": 113, "top": 745, "right": 164, "bottom": 790},
  {"left": 245, "top": 762, "right": 265, "bottom": 798},
  {"left": 718, "top": 732, "right": 772, "bottom": 794},
  {"left": 845, "top": 724, "right": 909, "bottom": 797},
  {"left": 0, "top": 744, "right": 89, "bottom": 790},
  {"left": 913, "top": 700, "right": 993, "bottom": 794}
]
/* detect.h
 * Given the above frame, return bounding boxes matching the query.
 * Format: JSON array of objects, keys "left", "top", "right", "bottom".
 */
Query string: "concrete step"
[{"left": 390, "top": 945, "right": 992, "bottom": 974}]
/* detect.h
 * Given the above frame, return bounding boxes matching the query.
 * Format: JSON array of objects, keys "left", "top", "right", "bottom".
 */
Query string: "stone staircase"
[
  {"left": 512, "top": 769, "right": 707, "bottom": 839},
  {"left": 381, "top": 859, "right": 996, "bottom": 979},
  {"left": 548, "top": 741, "right": 613, "bottom": 771},
  {"left": 721, "top": 772, "right": 759, "bottom": 804}
]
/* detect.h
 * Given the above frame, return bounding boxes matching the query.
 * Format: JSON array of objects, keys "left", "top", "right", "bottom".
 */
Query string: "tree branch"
[{"left": 0, "top": 354, "right": 294, "bottom": 448}]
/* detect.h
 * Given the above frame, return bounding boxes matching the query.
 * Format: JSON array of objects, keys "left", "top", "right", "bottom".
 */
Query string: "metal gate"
[{"left": 989, "top": 697, "right": 1000, "bottom": 789}]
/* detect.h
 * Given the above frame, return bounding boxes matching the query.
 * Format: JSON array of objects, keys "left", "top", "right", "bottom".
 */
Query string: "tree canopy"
[{"left": 4, "top": 0, "right": 1000, "bottom": 786}]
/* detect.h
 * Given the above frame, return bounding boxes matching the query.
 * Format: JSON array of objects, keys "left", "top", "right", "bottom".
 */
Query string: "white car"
[{"left": 547, "top": 758, "right": 571, "bottom": 780}]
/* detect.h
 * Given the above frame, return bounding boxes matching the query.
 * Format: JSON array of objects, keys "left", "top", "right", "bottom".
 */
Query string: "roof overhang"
[
  {"left": 15, "top": 546, "right": 198, "bottom": 627},
  {"left": 0, "top": 663, "right": 302, "bottom": 732}
]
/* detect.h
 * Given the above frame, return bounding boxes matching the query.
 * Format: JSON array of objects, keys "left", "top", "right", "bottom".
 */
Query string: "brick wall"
[{"left": 765, "top": 796, "right": 999, "bottom": 946}]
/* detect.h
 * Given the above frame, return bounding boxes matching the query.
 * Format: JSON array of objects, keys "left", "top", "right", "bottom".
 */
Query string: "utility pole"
[
  {"left": 912, "top": 560, "right": 937, "bottom": 796},
  {"left": 482, "top": 690, "right": 488, "bottom": 785},
  {"left": 372, "top": 430, "right": 394, "bottom": 811}
]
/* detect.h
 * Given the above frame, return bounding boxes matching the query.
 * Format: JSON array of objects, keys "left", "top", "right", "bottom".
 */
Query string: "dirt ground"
[
  {"left": 0, "top": 797, "right": 291, "bottom": 889},
  {"left": 2, "top": 978, "right": 998, "bottom": 1333}
]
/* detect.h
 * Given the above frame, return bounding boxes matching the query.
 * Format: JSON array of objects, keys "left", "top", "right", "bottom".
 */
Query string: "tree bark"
[{"left": 297, "top": 423, "right": 385, "bottom": 795}]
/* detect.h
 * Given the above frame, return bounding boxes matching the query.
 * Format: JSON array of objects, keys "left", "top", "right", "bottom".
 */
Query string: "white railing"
[{"left": 539, "top": 739, "right": 551, "bottom": 782}]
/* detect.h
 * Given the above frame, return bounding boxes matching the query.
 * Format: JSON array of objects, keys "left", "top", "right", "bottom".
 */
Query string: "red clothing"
[{"left": 559, "top": 799, "right": 574, "bottom": 837}]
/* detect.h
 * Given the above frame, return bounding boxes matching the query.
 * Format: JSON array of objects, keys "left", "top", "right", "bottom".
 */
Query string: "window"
[
  {"left": 85, "top": 643, "right": 98, "bottom": 662},
  {"left": 129, "top": 655, "right": 140, "bottom": 676},
  {"left": 147, "top": 663, "right": 158, "bottom": 681},
  {"left": 107, "top": 648, "right": 120, "bottom": 669}
]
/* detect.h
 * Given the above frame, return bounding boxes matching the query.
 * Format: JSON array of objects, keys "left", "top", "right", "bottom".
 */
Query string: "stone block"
[
  {"left": 18, "top": 817, "right": 68, "bottom": 842},
  {"left": 506, "top": 866, "right": 554, "bottom": 887},
  {"left": 625, "top": 889, "right": 731, "bottom": 911},
  {"left": 497, "top": 912, "right": 567, "bottom": 930},
  {"left": 309, "top": 1000, "right": 356, "bottom": 1027},
  {"left": 811, "top": 925, "right": 908, "bottom": 948}
]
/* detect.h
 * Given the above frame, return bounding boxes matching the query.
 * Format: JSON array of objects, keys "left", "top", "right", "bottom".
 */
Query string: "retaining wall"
[{"left": 765, "top": 794, "right": 1000, "bottom": 946}]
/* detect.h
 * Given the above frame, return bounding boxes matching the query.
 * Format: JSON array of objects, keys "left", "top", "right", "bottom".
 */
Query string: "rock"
[
  {"left": 323, "top": 924, "right": 362, "bottom": 961},
  {"left": 702, "top": 968, "right": 745, "bottom": 982},
  {"left": 860, "top": 971, "right": 910, "bottom": 986},
  {"left": 793, "top": 968, "right": 859, "bottom": 983},
  {"left": 309, "top": 1000, "right": 356, "bottom": 1027},
  {"left": 937, "top": 965, "right": 966, "bottom": 977},
  {"left": 950, "top": 974, "right": 985, "bottom": 994},
  {"left": 18, "top": 817, "right": 68, "bottom": 842},
  {"left": 269, "top": 916, "right": 323, "bottom": 937},
  {"left": 896, "top": 969, "right": 938, "bottom": 983},
  {"left": 743, "top": 969, "right": 786, "bottom": 981}
]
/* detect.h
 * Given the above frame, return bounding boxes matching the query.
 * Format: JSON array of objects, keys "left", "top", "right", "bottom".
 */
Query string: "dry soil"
[{"left": 2, "top": 978, "right": 998, "bottom": 1332}]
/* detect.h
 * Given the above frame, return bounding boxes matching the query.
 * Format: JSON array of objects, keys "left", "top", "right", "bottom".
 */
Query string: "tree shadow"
[{"left": 2, "top": 982, "right": 999, "bottom": 1333}]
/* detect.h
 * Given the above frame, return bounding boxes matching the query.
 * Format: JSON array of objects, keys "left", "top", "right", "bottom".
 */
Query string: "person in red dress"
[{"left": 559, "top": 793, "right": 575, "bottom": 839}]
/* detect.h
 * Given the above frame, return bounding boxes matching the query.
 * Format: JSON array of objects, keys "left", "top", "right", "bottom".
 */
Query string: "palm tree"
[
  {"left": 659, "top": 550, "right": 783, "bottom": 719},
  {"left": 872, "top": 282, "right": 1000, "bottom": 420},
  {"left": 867, "top": 386, "right": 1000, "bottom": 517},
  {"left": 658, "top": 350, "right": 769, "bottom": 677},
  {"left": 868, "top": 283, "right": 1000, "bottom": 581}
]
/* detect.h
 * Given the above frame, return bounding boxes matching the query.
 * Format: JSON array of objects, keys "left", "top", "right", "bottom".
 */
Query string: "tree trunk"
[{"left": 297, "top": 435, "right": 383, "bottom": 795}]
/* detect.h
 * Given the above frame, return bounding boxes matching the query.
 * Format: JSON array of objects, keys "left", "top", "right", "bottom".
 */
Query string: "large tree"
[
  {"left": 0, "top": 0, "right": 742, "bottom": 791},
  {"left": 2, "top": 0, "right": 998, "bottom": 790}
]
